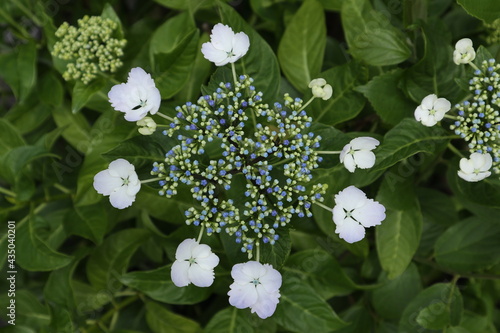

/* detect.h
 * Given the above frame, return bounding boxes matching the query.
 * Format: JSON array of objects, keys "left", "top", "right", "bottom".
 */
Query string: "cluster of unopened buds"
[
  {"left": 92, "top": 23, "right": 386, "bottom": 318},
  {"left": 414, "top": 38, "right": 499, "bottom": 182}
]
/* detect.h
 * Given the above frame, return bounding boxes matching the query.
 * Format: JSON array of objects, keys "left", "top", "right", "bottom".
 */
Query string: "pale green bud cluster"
[
  {"left": 485, "top": 19, "right": 500, "bottom": 45},
  {"left": 52, "top": 15, "right": 126, "bottom": 84}
]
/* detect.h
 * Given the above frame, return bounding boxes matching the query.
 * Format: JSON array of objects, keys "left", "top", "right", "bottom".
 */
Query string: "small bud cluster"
[
  {"left": 52, "top": 16, "right": 126, "bottom": 84},
  {"left": 484, "top": 19, "right": 500, "bottom": 45},
  {"left": 151, "top": 75, "right": 327, "bottom": 257},
  {"left": 450, "top": 59, "right": 500, "bottom": 174}
]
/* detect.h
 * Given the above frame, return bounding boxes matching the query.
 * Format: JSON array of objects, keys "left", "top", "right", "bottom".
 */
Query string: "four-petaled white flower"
[
  {"left": 171, "top": 238, "right": 220, "bottom": 288},
  {"left": 93, "top": 159, "right": 141, "bottom": 209},
  {"left": 137, "top": 116, "right": 157, "bottom": 135},
  {"left": 108, "top": 67, "right": 161, "bottom": 122},
  {"left": 453, "top": 38, "right": 476, "bottom": 65},
  {"left": 414, "top": 94, "right": 451, "bottom": 127},
  {"left": 228, "top": 261, "right": 282, "bottom": 319},
  {"left": 457, "top": 152, "right": 492, "bottom": 182},
  {"left": 309, "top": 78, "right": 333, "bottom": 100},
  {"left": 332, "top": 186, "right": 386, "bottom": 243},
  {"left": 340, "top": 137, "right": 380, "bottom": 173},
  {"left": 201, "top": 23, "right": 250, "bottom": 66}
]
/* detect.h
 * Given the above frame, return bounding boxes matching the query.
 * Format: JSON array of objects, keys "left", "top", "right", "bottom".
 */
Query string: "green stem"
[
  {"left": 468, "top": 62, "right": 480, "bottom": 72},
  {"left": 255, "top": 241, "right": 260, "bottom": 262},
  {"left": 314, "top": 201, "right": 333, "bottom": 213},
  {"left": 298, "top": 96, "right": 315, "bottom": 112},
  {"left": 92, "top": 295, "right": 139, "bottom": 330},
  {"left": 443, "top": 114, "right": 458, "bottom": 120},
  {"left": 53, "top": 183, "right": 72, "bottom": 194},
  {"left": 0, "top": 8, "right": 31, "bottom": 40},
  {"left": 0, "top": 186, "right": 17, "bottom": 198},
  {"left": 231, "top": 62, "right": 238, "bottom": 85},
  {"left": 12, "top": 0, "right": 42, "bottom": 26},
  {"left": 316, "top": 150, "right": 342, "bottom": 155},
  {"left": 141, "top": 177, "right": 162, "bottom": 184},
  {"left": 156, "top": 112, "right": 175, "bottom": 122},
  {"left": 447, "top": 143, "right": 465, "bottom": 158},
  {"left": 197, "top": 224, "right": 205, "bottom": 243}
]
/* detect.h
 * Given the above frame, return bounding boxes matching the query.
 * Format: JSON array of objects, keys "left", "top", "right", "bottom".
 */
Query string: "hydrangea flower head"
[
  {"left": 201, "top": 23, "right": 250, "bottom": 66},
  {"left": 52, "top": 15, "right": 126, "bottom": 84},
  {"left": 93, "top": 159, "right": 141, "bottom": 209},
  {"left": 332, "top": 186, "right": 386, "bottom": 243},
  {"left": 414, "top": 94, "right": 451, "bottom": 127},
  {"left": 108, "top": 67, "right": 161, "bottom": 122},
  {"left": 228, "top": 261, "right": 282, "bottom": 319},
  {"left": 458, "top": 152, "right": 492, "bottom": 182},
  {"left": 171, "top": 239, "right": 220, "bottom": 287},
  {"left": 453, "top": 38, "right": 476, "bottom": 65},
  {"left": 309, "top": 78, "right": 333, "bottom": 100},
  {"left": 339, "top": 137, "right": 380, "bottom": 173}
]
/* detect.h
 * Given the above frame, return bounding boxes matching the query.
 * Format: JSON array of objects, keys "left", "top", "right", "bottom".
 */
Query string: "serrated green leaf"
[
  {"left": 341, "top": 0, "right": 411, "bottom": 66},
  {"left": 146, "top": 301, "right": 202, "bottom": 333},
  {"left": 120, "top": 265, "right": 211, "bottom": 305},
  {"left": 86, "top": 228, "right": 150, "bottom": 290},
  {"left": 356, "top": 69, "right": 417, "bottom": 125},
  {"left": 273, "top": 277, "right": 347, "bottom": 332},
  {"left": 278, "top": 0, "right": 326, "bottom": 92}
]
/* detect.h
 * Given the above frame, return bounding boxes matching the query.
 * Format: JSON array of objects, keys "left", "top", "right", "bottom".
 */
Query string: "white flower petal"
[
  {"left": 352, "top": 199, "right": 386, "bottom": 228},
  {"left": 342, "top": 154, "right": 356, "bottom": 173},
  {"left": 109, "top": 186, "right": 136, "bottom": 209},
  {"left": 434, "top": 98, "right": 451, "bottom": 113},
  {"left": 350, "top": 137, "right": 379, "bottom": 151},
  {"left": 201, "top": 42, "right": 229, "bottom": 66},
  {"left": 210, "top": 23, "right": 235, "bottom": 51},
  {"left": 335, "top": 218, "right": 365, "bottom": 243},
  {"left": 228, "top": 283, "right": 258, "bottom": 309},
  {"left": 241, "top": 260, "right": 266, "bottom": 279},
  {"left": 197, "top": 252, "right": 220, "bottom": 270},
  {"left": 309, "top": 78, "right": 326, "bottom": 88},
  {"left": 188, "top": 264, "right": 215, "bottom": 287},
  {"left": 321, "top": 84, "right": 333, "bottom": 100},
  {"left": 353, "top": 151, "right": 376, "bottom": 169},
  {"left": 252, "top": 287, "right": 280, "bottom": 319},
  {"left": 93, "top": 170, "right": 123, "bottom": 195},
  {"left": 421, "top": 94, "right": 437, "bottom": 110},
  {"left": 258, "top": 264, "right": 282, "bottom": 293},
  {"left": 232, "top": 32, "right": 250, "bottom": 58},
  {"left": 171, "top": 260, "right": 190, "bottom": 287},
  {"left": 175, "top": 238, "right": 197, "bottom": 260},
  {"left": 230, "top": 262, "right": 249, "bottom": 283},
  {"left": 470, "top": 152, "right": 492, "bottom": 170},
  {"left": 334, "top": 186, "right": 367, "bottom": 211}
]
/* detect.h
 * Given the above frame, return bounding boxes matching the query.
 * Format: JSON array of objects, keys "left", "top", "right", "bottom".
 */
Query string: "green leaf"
[
  {"left": 284, "top": 249, "right": 358, "bottom": 298},
  {"left": 146, "top": 301, "right": 202, "bottom": 333},
  {"left": 0, "top": 41, "right": 37, "bottom": 102},
  {"left": 0, "top": 145, "right": 58, "bottom": 183},
  {"left": 16, "top": 215, "right": 72, "bottom": 271},
  {"left": 48, "top": 306, "right": 74, "bottom": 333},
  {"left": 44, "top": 258, "right": 80, "bottom": 310},
  {"left": 399, "top": 283, "right": 463, "bottom": 332},
  {"left": 376, "top": 177, "right": 422, "bottom": 279},
  {"left": 71, "top": 79, "right": 106, "bottom": 114},
  {"left": 273, "top": 277, "right": 347, "bottom": 332},
  {"left": 373, "top": 119, "right": 451, "bottom": 172},
  {"left": 205, "top": 307, "right": 259, "bottom": 333},
  {"left": 356, "top": 69, "right": 417, "bottom": 125},
  {"left": 319, "top": 0, "right": 342, "bottom": 11},
  {"left": 64, "top": 202, "right": 109, "bottom": 244},
  {"left": 120, "top": 265, "right": 211, "bottom": 305},
  {"left": 219, "top": 3, "right": 281, "bottom": 101},
  {"left": 7, "top": 290, "right": 51, "bottom": 328},
  {"left": 86, "top": 228, "right": 150, "bottom": 290},
  {"left": 457, "top": 0, "right": 500, "bottom": 23},
  {"left": 278, "top": 0, "right": 326, "bottom": 92},
  {"left": 0, "top": 118, "right": 26, "bottom": 155},
  {"left": 260, "top": 228, "right": 291, "bottom": 268},
  {"left": 371, "top": 263, "right": 422, "bottom": 320},
  {"left": 153, "top": 0, "right": 215, "bottom": 11},
  {"left": 101, "top": 3, "right": 124, "bottom": 38},
  {"left": 51, "top": 105, "right": 92, "bottom": 154},
  {"left": 334, "top": 305, "right": 373, "bottom": 333},
  {"left": 38, "top": 73, "right": 64, "bottom": 107},
  {"left": 341, "top": 0, "right": 411, "bottom": 66},
  {"left": 434, "top": 216, "right": 500, "bottom": 272},
  {"left": 312, "top": 61, "right": 367, "bottom": 125}
]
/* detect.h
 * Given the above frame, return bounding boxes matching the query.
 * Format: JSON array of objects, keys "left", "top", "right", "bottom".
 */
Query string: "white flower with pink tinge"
[
  {"left": 93, "top": 159, "right": 141, "bottom": 209},
  {"left": 332, "top": 186, "right": 386, "bottom": 243},
  {"left": 201, "top": 23, "right": 250, "bottom": 66},
  {"left": 108, "top": 67, "right": 161, "bottom": 122},
  {"left": 171, "top": 239, "right": 220, "bottom": 288},
  {"left": 228, "top": 261, "right": 282, "bottom": 319}
]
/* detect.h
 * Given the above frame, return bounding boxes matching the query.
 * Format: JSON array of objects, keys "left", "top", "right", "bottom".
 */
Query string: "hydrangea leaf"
[
  {"left": 205, "top": 307, "right": 276, "bottom": 333},
  {"left": 278, "top": 0, "right": 326, "bottom": 92},
  {"left": 146, "top": 301, "right": 202, "bottom": 333},
  {"left": 457, "top": 0, "right": 500, "bottom": 24}
]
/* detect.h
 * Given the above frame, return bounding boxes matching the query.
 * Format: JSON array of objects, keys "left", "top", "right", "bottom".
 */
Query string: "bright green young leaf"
[
  {"left": 311, "top": 61, "right": 367, "bottom": 126},
  {"left": 457, "top": 0, "right": 500, "bottom": 23},
  {"left": 120, "top": 265, "right": 211, "bottom": 305},
  {"left": 86, "top": 228, "right": 150, "bottom": 290},
  {"left": 146, "top": 301, "right": 202, "bottom": 333},
  {"left": 371, "top": 263, "right": 422, "bottom": 320},
  {"left": 399, "top": 283, "right": 463, "bottom": 332},
  {"left": 373, "top": 119, "right": 451, "bottom": 172},
  {"left": 376, "top": 177, "right": 422, "bottom": 279},
  {"left": 219, "top": 3, "right": 281, "bottom": 101},
  {"left": 341, "top": 0, "right": 411, "bottom": 66},
  {"left": 71, "top": 79, "right": 106, "bottom": 114},
  {"left": 16, "top": 216, "right": 72, "bottom": 271},
  {"left": 273, "top": 277, "right": 347, "bottom": 332},
  {"left": 434, "top": 217, "right": 500, "bottom": 272},
  {"left": 278, "top": 0, "right": 326, "bottom": 92},
  {"left": 356, "top": 69, "right": 417, "bottom": 125}
]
